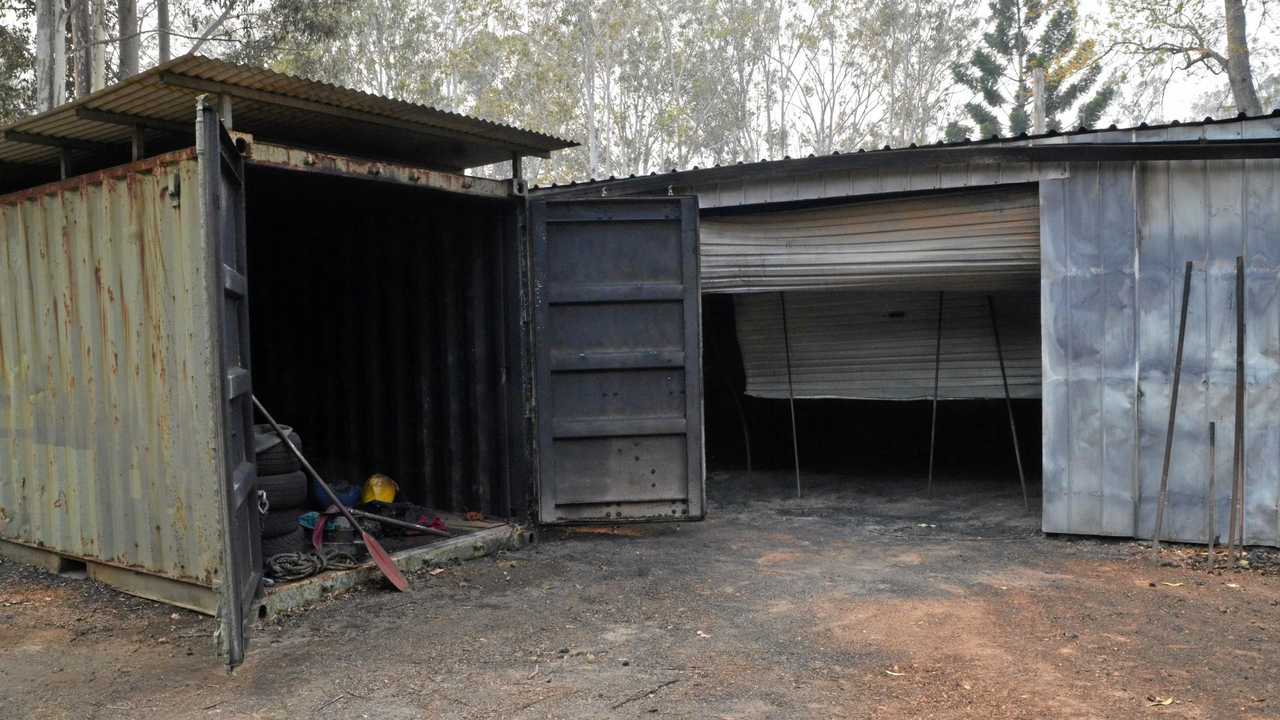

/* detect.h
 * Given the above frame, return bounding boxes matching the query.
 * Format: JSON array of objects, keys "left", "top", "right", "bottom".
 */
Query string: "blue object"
[{"left": 309, "top": 479, "right": 361, "bottom": 510}]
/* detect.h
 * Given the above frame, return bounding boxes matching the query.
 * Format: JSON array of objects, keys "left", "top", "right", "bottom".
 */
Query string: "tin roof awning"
[{"left": 0, "top": 55, "right": 577, "bottom": 190}]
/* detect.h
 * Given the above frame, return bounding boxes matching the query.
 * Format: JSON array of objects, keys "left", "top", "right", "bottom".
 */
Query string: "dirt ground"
[{"left": 2, "top": 469, "right": 1279, "bottom": 720}]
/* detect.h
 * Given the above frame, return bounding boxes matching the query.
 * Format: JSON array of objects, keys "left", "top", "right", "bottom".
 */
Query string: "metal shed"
[
  {"left": 536, "top": 113, "right": 1280, "bottom": 546},
  {"left": 0, "top": 57, "right": 708, "bottom": 668}
]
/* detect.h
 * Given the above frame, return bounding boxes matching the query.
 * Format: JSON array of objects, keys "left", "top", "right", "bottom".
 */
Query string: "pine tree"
[{"left": 946, "top": 0, "right": 1114, "bottom": 141}]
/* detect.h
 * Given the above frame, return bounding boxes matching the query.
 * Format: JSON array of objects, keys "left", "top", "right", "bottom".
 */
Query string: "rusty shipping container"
[
  {"left": 0, "top": 150, "right": 228, "bottom": 596},
  {"left": 0, "top": 57, "right": 709, "bottom": 668}
]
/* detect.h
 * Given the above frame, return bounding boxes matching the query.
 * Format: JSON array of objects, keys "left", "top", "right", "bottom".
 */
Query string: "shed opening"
[
  {"left": 245, "top": 168, "right": 526, "bottom": 530},
  {"left": 703, "top": 290, "right": 1042, "bottom": 504}
]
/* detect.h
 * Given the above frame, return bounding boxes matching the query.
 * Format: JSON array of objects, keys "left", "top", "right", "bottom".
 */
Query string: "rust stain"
[
  {"left": 561, "top": 525, "right": 645, "bottom": 538},
  {"left": 0, "top": 148, "right": 198, "bottom": 207}
]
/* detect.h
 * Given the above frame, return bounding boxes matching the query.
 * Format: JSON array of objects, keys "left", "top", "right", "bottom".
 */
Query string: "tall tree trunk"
[
  {"left": 72, "top": 0, "right": 93, "bottom": 98},
  {"left": 118, "top": 0, "right": 139, "bottom": 79},
  {"left": 91, "top": 0, "right": 106, "bottom": 90},
  {"left": 34, "top": 0, "right": 67, "bottom": 112},
  {"left": 1223, "top": 0, "right": 1262, "bottom": 116},
  {"left": 582, "top": 14, "right": 600, "bottom": 178},
  {"left": 158, "top": 0, "right": 171, "bottom": 63}
]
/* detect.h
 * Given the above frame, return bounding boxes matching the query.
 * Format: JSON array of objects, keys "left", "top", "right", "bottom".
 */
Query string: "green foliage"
[
  {"left": 948, "top": 0, "right": 1114, "bottom": 139},
  {"left": 0, "top": 1, "right": 34, "bottom": 123}
]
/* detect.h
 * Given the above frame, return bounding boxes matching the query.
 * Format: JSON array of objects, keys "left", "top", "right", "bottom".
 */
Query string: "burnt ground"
[{"left": 2, "top": 469, "right": 1279, "bottom": 720}]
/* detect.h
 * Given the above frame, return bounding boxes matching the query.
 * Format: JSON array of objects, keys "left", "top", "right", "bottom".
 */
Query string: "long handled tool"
[
  {"left": 350, "top": 507, "right": 450, "bottom": 537},
  {"left": 1153, "top": 261, "right": 1193, "bottom": 551},
  {"left": 988, "top": 295, "right": 1029, "bottom": 511},
  {"left": 252, "top": 395, "right": 408, "bottom": 592},
  {"left": 1226, "top": 256, "right": 1247, "bottom": 559},
  {"left": 1207, "top": 422, "right": 1216, "bottom": 568}
]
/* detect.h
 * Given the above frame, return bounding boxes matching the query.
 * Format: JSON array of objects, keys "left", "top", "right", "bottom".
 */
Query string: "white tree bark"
[
  {"left": 118, "top": 0, "right": 139, "bottom": 78},
  {"left": 72, "top": 0, "right": 93, "bottom": 98},
  {"left": 158, "top": 0, "right": 171, "bottom": 64},
  {"left": 34, "top": 0, "right": 68, "bottom": 112},
  {"left": 1223, "top": 0, "right": 1262, "bottom": 116},
  {"left": 91, "top": 0, "right": 106, "bottom": 91}
]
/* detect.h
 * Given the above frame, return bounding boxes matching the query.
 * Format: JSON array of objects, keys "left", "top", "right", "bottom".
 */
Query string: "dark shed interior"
[
  {"left": 701, "top": 294, "right": 1041, "bottom": 489},
  {"left": 246, "top": 168, "right": 528, "bottom": 517}
]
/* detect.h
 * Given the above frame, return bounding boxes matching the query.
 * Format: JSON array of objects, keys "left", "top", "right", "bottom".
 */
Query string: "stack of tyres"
[{"left": 253, "top": 424, "right": 308, "bottom": 560}]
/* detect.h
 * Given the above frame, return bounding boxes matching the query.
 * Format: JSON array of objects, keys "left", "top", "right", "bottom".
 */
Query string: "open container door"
[
  {"left": 199, "top": 98, "right": 261, "bottom": 668},
  {"left": 531, "top": 197, "right": 704, "bottom": 523}
]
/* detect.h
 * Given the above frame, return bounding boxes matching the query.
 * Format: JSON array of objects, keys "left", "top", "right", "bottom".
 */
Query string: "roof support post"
[
  {"left": 511, "top": 152, "right": 525, "bottom": 195},
  {"left": 218, "top": 94, "right": 234, "bottom": 132},
  {"left": 59, "top": 148, "right": 72, "bottom": 180},
  {"left": 131, "top": 125, "right": 146, "bottom": 161}
]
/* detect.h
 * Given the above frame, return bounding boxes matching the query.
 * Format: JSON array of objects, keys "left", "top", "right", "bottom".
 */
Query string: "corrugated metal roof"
[
  {"left": 735, "top": 289, "right": 1040, "bottom": 401},
  {"left": 0, "top": 55, "right": 576, "bottom": 189},
  {"left": 534, "top": 110, "right": 1280, "bottom": 195},
  {"left": 701, "top": 187, "right": 1039, "bottom": 293}
]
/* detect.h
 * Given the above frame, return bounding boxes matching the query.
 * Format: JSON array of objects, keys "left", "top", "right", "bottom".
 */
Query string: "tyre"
[
  {"left": 261, "top": 508, "right": 305, "bottom": 539},
  {"left": 257, "top": 470, "right": 308, "bottom": 510},
  {"left": 254, "top": 424, "right": 303, "bottom": 475},
  {"left": 261, "top": 527, "right": 306, "bottom": 559}
]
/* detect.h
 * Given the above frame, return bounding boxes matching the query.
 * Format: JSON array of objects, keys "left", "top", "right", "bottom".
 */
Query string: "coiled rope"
[{"left": 266, "top": 549, "right": 362, "bottom": 581}]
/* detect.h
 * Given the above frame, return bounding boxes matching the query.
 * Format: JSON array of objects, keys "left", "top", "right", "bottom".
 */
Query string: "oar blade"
[{"left": 362, "top": 531, "right": 408, "bottom": 591}]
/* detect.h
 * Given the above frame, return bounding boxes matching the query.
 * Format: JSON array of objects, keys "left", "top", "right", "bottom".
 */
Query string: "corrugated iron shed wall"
[
  {"left": 735, "top": 289, "right": 1040, "bottom": 401},
  {"left": 1042, "top": 116, "right": 1280, "bottom": 546},
  {"left": 701, "top": 187, "right": 1040, "bottom": 293},
  {"left": 0, "top": 150, "right": 226, "bottom": 585}
]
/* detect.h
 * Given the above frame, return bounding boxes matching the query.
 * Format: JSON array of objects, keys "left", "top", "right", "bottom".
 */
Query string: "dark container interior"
[{"left": 246, "top": 167, "right": 528, "bottom": 517}]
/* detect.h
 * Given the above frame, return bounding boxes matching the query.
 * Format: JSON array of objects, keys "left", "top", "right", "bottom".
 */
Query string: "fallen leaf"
[
  {"left": 428, "top": 568, "right": 446, "bottom": 576},
  {"left": 1160, "top": 582, "right": 1184, "bottom": 588},
  {"left": 1146, "top": 696, "right": 1174, "bottom": 707}
]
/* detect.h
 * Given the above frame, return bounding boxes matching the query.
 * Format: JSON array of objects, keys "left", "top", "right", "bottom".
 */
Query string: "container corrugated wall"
[
  {"left": 1042, "top": 116, "right": 1280, "bottom": 546},
  {"left": 734, "top": 289, "right": 1040, "bottom": 400},
  {"left": 700, "top": 187, "right": 1040, "bottom": 293},
  {"left": 0, "top": 150, "right": 226, "bottom": 585}
]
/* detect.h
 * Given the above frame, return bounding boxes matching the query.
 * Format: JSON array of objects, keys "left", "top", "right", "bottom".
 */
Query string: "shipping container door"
[
  {"left": 531, "top": 198, "right": 704, "bottom": 522},
  {"left": 199, "top": 99, "right": 261, "bottom": 668}
]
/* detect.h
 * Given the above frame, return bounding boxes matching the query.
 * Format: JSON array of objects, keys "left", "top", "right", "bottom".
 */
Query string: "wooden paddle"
[{"left": 252, "top": 395, "right": 408, "bottom": 591}]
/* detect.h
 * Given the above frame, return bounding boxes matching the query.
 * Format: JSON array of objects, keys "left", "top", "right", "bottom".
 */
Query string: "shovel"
[{"left": 252, "top": 395, "right": 408, "bottom": 592}]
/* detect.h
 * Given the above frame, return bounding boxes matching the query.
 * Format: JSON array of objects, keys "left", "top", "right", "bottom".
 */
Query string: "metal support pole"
[
  {"left": 779, "top": 292, "right": 801, "bottom": 498},
  {"left": 728, "top": 380, "right": 753, "bottom": 474},
  {"left": 1154, "top": 261, "right": 1193, "bottom": 550},
  {"left": 927, "top": 291, "right": 943, "bottom": 494},
  {"left": 987, "top": 295, "right": 1029, "bottom": 511},
  {"left": 511, "top": 153, "right": 526, "bottom": 195},
  {"left": 1207, "top": 421, "right": 1216, "bottom": 568}
]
